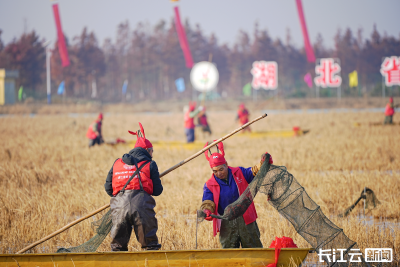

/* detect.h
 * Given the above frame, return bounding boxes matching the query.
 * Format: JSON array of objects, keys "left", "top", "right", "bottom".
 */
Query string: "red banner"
[
  {"left": 174, "top": 6, "right": 194, "bottom": 68},
  {"left": 295, "top": 0, "right": 315, "bottom": 63},
  {"left": 52, "top": 4, "right": 70, "bottom": 67}
]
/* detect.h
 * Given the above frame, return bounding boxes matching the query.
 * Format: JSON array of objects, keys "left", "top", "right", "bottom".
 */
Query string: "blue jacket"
[{"left": 202, "top": 167, "right": 254, "bottom": 215}]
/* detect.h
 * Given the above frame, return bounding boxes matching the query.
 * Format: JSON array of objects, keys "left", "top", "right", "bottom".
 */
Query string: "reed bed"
[{"left": 0, "top": 110, "right": 398, "bottom": 264}]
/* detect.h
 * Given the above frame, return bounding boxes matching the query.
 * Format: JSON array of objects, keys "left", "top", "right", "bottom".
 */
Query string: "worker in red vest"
[
  {"left": 185, "top": 102, "right": 201, "bottom": 143},
  {"left": 200, "top": 141, "right": 272, "bottom": 248},
  {"left": 236, "top": 103, "right": 251, "bottom": 132},
  {"left": 197, "top": 106, "right": 212, "bottom": 136},
  {"left": 86, "top": 113, "right": 104, "bottom": 147},
  {"left": 384, "top": 97, "right": 395, "bottom": 124},
  {"left": 104, "top": 122, "right": 163, "bottom": 251}
]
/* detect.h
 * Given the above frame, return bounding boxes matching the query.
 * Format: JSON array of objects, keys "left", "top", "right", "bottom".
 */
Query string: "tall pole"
[
  {"left": 315, "top": 58, "right": 319, "bottom": 98},
  {"left": 382, "top": 74, "right": 385, "bottom": 99},
  {"left": 46, "top": 47, "right": 51, "bottom": 104},
  {"left": 337, "top": 58, "right": 341, "bottom": 101},
  {"left": 381, "top": 57, "right": 385, "bottom": 99}
]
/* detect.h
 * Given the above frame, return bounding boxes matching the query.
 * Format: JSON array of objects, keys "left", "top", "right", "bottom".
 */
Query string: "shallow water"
[{"left": 356, "top": 215, "right": 400, "bottom": 231}]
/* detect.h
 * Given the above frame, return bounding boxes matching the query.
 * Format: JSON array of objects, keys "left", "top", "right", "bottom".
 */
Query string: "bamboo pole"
[
  {"left": 158, "top": 113, "right": 267, "bottom": 177},
  {"left": 16, "top": 113, "right": 267, "bottom": 254},
  {"left": 16, "top": 204, "right": 110, "bottom": 254}
]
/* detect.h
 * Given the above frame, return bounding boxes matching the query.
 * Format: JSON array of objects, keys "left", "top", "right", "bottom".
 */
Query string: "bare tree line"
[{"left": 0, "top": 20, "right": 399, "bottom": 102}]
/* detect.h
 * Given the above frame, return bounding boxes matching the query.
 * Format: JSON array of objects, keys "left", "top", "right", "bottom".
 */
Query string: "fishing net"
[
  {"left": 341, "top": 188, "right": 381, "bottom": 217},
  {"left": 56, "top": 209, "right": 112, "bottom": 253},
  {"left": 197, "top": 154, "right": 371, "bottom": 267}
]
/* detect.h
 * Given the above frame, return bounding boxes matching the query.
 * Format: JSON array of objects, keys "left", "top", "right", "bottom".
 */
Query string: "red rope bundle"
[{"left": 267, "top": 236, "right": 298, "bottom": 267}]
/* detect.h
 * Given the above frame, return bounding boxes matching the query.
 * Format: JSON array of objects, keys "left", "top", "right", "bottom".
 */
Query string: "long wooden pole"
[
  {"left": 159, "top": 113, "right": 267, "bottom": 177},
  {"left": 17, "top": 113, "right": 267, "bottom": 254},
  {"left": 16, "top": 204, "right": 110, "bottom": 254}
]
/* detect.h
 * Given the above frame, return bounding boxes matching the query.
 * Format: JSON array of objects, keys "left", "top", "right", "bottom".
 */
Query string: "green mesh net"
[
  {"left": 197, "top": 154, "right": 372, "bottom": 267},
  {"left": 57, "top": 209, "right": 112, "bottom": 253}
]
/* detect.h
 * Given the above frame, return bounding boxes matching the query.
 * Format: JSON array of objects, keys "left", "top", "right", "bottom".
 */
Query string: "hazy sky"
[{"left": 0, "top": 0, "right": 399, "bottom": 49}]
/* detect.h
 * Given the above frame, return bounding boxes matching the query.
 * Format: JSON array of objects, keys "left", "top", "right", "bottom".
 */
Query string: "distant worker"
[
  {"left": 104, "top": 122, "right": 163, "bottom": 251},
  {"left": 184, "top": 102, "right": 201, "bottom": 143},
  {"left": 236, "top": 103, "right": 251, "bottom": 132},
  {"left": 197, "top": 106, "right": 212, "bottom": 136},
  {"left": 200, "top": 141, "right": 273, "bottom": 248},
  {"left": 86, "top": 113, "right": 104, "bottom": 147},
  {"left": 384, "top": 97, "right": 395, "bottom": 124}
]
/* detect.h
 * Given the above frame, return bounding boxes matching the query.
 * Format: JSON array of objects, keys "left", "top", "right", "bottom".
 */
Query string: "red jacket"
[
  {"left": 385, "top": 103, "right": 395, "bottom": 116},
  {"left": 238, "top": 108, "right": 249, "bottom": 125},
  {"left": 205, "top": 167, "right": 257, "bottom": 237},
  {"left": 185, "top": 111, "right": 195, "bottom": 129},
  {"left": 112, "top": 159, "right": 153, "bottom": 195},
  {"left": 86, "top": 120, "right": 101, "bottom": 139},
  {"left": 199, "top": 114, "right": 208, "bottom": 126}
]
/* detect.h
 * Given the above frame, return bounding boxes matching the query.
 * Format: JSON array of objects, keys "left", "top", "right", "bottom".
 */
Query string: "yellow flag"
[{"left": 349, "top": 70, "right": 358, "bottom": 88}]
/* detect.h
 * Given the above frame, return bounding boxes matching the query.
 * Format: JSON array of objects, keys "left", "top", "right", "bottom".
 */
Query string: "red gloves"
[
  {"left": 203, "top": 209, "right": 213, "bottom": 221},
  {"left": 261, "top": 152, "right": 273, "bottom": 164}
]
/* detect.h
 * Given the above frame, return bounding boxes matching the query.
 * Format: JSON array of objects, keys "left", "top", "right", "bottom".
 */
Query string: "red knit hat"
[
  {"left": 128, "top": 122, "right": 153, "bottom": 149},
  {"left": 204, "top": 141, "right": 227, "bottom": 168},
  {"left": 390, "top": 97, "right": 393, "bottom": 103},
  {"left": 97, "top": 113, "right": 103, "bottom": 120},
  {"left": 189, "top": 101, "right": 196, "bottom": 112}
]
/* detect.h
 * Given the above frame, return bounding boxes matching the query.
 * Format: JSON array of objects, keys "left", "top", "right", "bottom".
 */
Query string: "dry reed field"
[
  {"left": 0, "top": 109, "right": 399, "bottom": 264},
  {"left": 0, "top": 97, "right": 398, "bottom": 115}
]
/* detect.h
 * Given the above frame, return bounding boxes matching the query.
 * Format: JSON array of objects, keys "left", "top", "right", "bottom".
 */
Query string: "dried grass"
[
  {"left": 0, "top": 97, "right": 398, "bottom": 115},
  {"left": 0, "top": 110, "right": 398, "bottom": 263}
]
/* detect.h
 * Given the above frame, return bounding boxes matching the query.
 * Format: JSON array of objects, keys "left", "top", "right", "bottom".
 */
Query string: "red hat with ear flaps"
[
  {"left": 189, "top": 101, "right": 196, "bottom": 111},
  {"left": 204, "top": 141, "right": 227, "bottom": 168},
  {"left": 128, "top": 122, "right": 153, "bottom": 149}
]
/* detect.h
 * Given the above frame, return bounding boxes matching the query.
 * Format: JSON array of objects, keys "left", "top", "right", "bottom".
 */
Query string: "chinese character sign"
[
  {"left": 318, "top": 248, "right": 392, "bottom": 263},
  {"left": 380, "top": 56, "right": 400, "bottom": 87},
  {"left": 251, "top": 61, "right": 278, "bottom": 90},
  {"left": 314, "top": 58, "right": 342, "bottom": 88}
]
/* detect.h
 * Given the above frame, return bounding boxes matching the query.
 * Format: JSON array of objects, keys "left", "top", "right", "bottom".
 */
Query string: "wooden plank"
[{"left": 0, "top": 248, "right": 310, "bottom": 267}]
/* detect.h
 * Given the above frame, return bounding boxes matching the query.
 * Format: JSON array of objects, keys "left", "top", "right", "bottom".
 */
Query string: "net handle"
[
  {"left": 16, "top": 113, "right": 268, "bottom": 254},
  {"left": 16, "top": 204, "right": 110, "bottom": 254}
]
